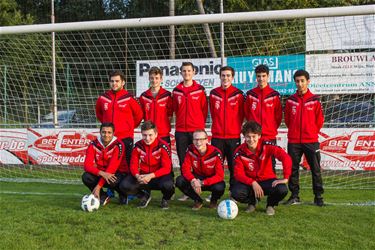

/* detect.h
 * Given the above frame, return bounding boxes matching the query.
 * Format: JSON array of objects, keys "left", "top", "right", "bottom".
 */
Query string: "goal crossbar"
[{"left": 1, "top": 5, "right": 374, "bottom": 35}]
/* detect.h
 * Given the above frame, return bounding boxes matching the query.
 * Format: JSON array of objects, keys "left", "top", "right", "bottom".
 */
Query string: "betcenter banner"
[
  {"left": 1, "top": 128, "right": 374, "bottom": 171},
  {"left": 306, "top": 15, "right": 375, "bottom": 51},
  {"left": 227, "top": 55, "right": 304, "bottom": 95},
  {"left": 136, "top": 58, "right": 225, "bottom": 96},
  {"left": 306, "top": 52, "right": 375, "bottom": 94}
]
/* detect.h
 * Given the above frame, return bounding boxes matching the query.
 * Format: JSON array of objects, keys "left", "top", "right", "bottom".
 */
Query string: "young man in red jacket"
[
  {"left": 172, "top": 62, "right": 208, "bottom": 201},
  {"left": 139, "top": 67, "right": 173, "bottom": 145},
  {"left": 284, "top": 70, "right": 324, "bottom": 206},
  {"left": 176, "top": 129, "right": 225, "bottom": 210},
  {"left": 96, "top": 70, "right": 143, "bottom": 166},
  {"left": 209, "top": 66, "right": 244, "bottom": 190},
  {"left": 119, "top": 121, "right": 175, "bottom": 209},
  {"left": 82, "top": 123, "right": 128, "bottom": 205},
  {"left": 244, "top": 64, "right": 282, "bottom": 170},
  {"left": 232, "top": 121, "right": 292, "bottom": 215}
]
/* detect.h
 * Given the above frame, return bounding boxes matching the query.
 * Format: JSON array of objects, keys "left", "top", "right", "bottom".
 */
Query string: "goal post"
[{"left": 0, "top": 6, "right": 374, "bottom": 189}]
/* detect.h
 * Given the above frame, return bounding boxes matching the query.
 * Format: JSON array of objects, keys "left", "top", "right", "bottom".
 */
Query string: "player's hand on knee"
[{"left": 252, "top": 181, "right": 264, "bottom": 199}]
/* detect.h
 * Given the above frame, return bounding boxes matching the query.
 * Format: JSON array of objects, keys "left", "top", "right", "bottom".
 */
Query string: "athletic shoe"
[
  {"left": 208, "top": 200, "right": 218, "bottom": 209},
  {"left": 205, "top": 194, "right": 212, "bottom": 202},
  {"left": 284, "top": 196, "right": 301, "bottom": 205},
  {"left": 178, "top": 194, "right": 190, "bottom": 201},
  {"left": 160, "top": 199, "right": 169, "bottom": 210},
  {"left": 100, "top": 194, "right": 110, "bottom": 206},
  {"left": 138, "top": 194, "right": 152, "bottom": 208},
  {"left": 118, "top": 193, "right": 128, "bottom": 205},
  {"left": 266, "top": 206, "right": 275, "bottom": 216},
  {"left": 245, "top": 204, "right": 256, "bottom": 213},
  {"left": 314, "top": 197, "right": 324, "bottom": 207},
  {"left": 192, "top": 201, "right": 203, "bottom": 211}
]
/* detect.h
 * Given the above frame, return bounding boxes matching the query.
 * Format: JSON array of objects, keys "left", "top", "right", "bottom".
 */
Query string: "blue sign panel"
[{"left": 227, "top": 55, "right": 305, "bottom": 95}]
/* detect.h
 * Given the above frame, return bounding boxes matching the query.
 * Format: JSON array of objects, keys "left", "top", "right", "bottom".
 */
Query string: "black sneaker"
[
  {"left": 138, "top": 194, "right": 152, "bottom": 208},
  {"left": 284, "top": 196, "right": 300, "bottom": 205},
  {"left": 100, "top": 194, "right": 110, "bottom": 206},
  {"left": 160, "top": 199, "right": 169, "bottom": 210},
  {"left": 118, "top": 193, "right": 128, "bottom": 205},
  {"left": 314, "top": 197, "right": 324, "bottom": 207}
]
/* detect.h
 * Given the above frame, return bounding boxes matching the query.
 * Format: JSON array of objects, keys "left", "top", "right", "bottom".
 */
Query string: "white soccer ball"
[
  {"left": 81, "top": 194, "right": 100, "bottom": 212},
  {"left": 217, "top": 199, "right": 238, "bottom": 220}
]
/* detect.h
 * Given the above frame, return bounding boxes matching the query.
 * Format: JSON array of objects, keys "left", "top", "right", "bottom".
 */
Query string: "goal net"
[{"left": 0, "top": 7, "right": 374, "bottom": 189}]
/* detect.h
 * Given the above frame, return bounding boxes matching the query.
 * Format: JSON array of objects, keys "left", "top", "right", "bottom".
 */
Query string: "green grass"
[{"left": 0, "top": 182, "right": 374, "bottom": 249}]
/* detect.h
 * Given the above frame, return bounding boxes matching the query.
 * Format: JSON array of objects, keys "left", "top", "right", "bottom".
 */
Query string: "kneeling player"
[
  {"left": 82, "top": 122, "right": 128, "bottom": 205},
  {"left": 119, "top": 121, "right": 175, "bottom": 209},
  {"left": 176, "top": 129, "right": 225, "bottom": 210},
  {"left": 231, "top": 121, "right": 291, "bottom": 215}
]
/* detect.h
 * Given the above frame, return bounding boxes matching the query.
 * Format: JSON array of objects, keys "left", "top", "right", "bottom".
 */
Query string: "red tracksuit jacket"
[
  {"left": 284, "top": 89, "right": 324, "bottom": 143},
  {"left": 233, "top": 140, "right": 292, "bottom": 185},
  {"left": 139, "top": 87, "right": 173, "bottom": 137},
  {"left": 130, "top": 138, "right": 171, "bottom": 178},
  {"left": 172, "top": 81, "right": 208, "bottom": 132},
  {"left": 182, "top": 144, "right": 224, "bottom": 186},
  {"left": 96, "top": 89, "right": 143, "bottom": 139},
  {"left": 84, "top": 137, "right": 128, "bottom": 188},
  {"left": 209, "top": 85, "right": 245, "bottom": 139},
  {"left": 244, "top": 85, "right": 282, "bottom": 140}
]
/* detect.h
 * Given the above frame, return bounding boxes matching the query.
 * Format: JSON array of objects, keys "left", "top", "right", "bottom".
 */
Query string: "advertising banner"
[
  {"left": 1, "top": 128, "right": 374, "bottom": 171},
  {"left": 0, "top": 129, "right": 27, "bottom": 164},
  {"left": 306, "top": 52, "right": 375, "bottom": 94},
  {"left": 227, "top": 55, "right": 304, "bottom": 95},
  {"left": 306, "top": 15, "right": 375, "bottom": 51},
  {"left": 136, "top": 58, "right": 225, "bottom": 96}
]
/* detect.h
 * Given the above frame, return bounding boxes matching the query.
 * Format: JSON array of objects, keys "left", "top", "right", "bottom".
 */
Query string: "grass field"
[{"left": 1, "top": 181, "right": 374, "bottom": 250}]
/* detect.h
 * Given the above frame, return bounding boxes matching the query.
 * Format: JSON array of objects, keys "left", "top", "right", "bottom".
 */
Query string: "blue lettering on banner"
[{"left": 228, "top": 55, "right": 305, "bottom": 95}]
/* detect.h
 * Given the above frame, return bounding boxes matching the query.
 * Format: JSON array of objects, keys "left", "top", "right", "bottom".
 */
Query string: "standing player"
[
  {"left": 119, "top": 121, "right": 175, "bottom": 209},
  {"left": 139, "top": 66, "right": 173, "bottom": 145},
  {"left": 284, "top": 70, "right": 324, "bottom": 206},
  {"left": 96, "top": 70, "right": 143, "bottom": 166},
  {"left": 172, "top": 62, "right": 208, "bottom": 200},
  {"left": 209, "top": 66, "right": 244, "bottom": 190},
  {"left": 82, "top": 123, "right": 128, "bottom": 205},
  {"left": 232, "top": 121, "right": 291, "bottom": 216},
  {"left": 244, "top": 64, "right": 282, "bottom": 170},
  {"left": 176, "top": 129, "right": 225, "bottom": 210}
]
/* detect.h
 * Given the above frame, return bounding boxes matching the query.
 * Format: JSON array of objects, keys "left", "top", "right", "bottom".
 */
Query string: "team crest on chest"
[
  {"left": 104, "top": 103, "right": 108, "bottom": 111},
  {"left": 215, "top": 100, "right": 220, "bottom": 110},
  {"left": 193, "top": 160, "right": 198, "bottom": 168},
  {"left": 252, "top": 102, "right": 257, "bottom": 111},
  {"left": 146, "top": 103, "right": 151, "bottom": 111},
  {"left": 292, "top": 105, "right": 297, "bottom": 115}
]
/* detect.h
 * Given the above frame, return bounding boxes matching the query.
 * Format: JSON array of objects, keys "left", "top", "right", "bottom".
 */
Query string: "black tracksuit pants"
[
  {"left": 211, "top": 137, "right": 240, "bottom": 189},
  {"left": 119, "top": 174, "right": 175, "bottom": 200},
  {"left": 175, "top": 175, "right": 225, "bottom": 203},
  {"left": 287, "top": 142, "right": 324, "bottom": 197},
  {"left": 231, "top": 179, "right": 288, "bottom": 207}
]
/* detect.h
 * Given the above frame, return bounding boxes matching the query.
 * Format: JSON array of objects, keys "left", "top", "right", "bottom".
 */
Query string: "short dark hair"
[
  {"left": 141, "top": 120, "right": 157, "bottom": 133},
  {"left": 100, "top": 122, "right": 115, "bottom": 132},
  {"left": 181, "top": 62, "right": 194, "bottom": 69},
  {"left": 109, "top": 70, "right": 125, "bottom": 81},
  {"left": 220, "top": 66, "right": 235, "bottom": 77},
  {"left": 241, "top": 121, "right": 262, "bottom": 136},
  {"left": 293, "top": 69, "right": 310, "bottom": 81},
  {"left": 255, "top": 64, "right": 269, "bottom": 75},
  {"left": 149, "top": 66, "right": 163, "bottom": 77}
]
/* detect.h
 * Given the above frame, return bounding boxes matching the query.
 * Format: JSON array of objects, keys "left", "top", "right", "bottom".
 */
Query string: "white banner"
[
  {"left": 136, "top": 58, "right": 225, "bottom": 96},
  {"left": 306, "top": 15, "right": 375, "bottom": 51},
  {"left": 306, "top": 53, "right": 375, "bottom": 94},
  {"left": 1, "top": 128, "right": 374, "bottom": 171}
]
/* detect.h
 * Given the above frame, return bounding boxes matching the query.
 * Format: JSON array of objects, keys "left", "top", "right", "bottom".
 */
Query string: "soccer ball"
[
  {"left": 217, "top": 199, "right": 238, "bottom": 219},
  {"left": 81, "top": 194, "right": 100, "bottom": 212}
]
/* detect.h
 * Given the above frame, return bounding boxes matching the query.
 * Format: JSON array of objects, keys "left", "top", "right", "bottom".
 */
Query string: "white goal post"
[{"left": 0, "top": 5, "right": 374, "bottom": 189}]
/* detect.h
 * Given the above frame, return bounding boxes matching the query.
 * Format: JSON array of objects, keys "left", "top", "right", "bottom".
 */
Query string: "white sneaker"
[
  {"left": 266, "top": 206, "right": 275, "bottom": 216},
  {"left": 178, "top": 194, "right": 190, "bottom": 201},
  {"left": 205, "top": 194, "right": 211, "bottom": 202}
]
